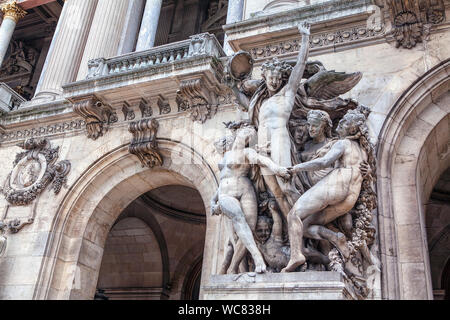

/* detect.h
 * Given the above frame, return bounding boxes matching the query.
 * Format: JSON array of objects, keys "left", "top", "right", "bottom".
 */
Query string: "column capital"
[{"left": 1, "top": 1, "right": 27, "bottom": 23}]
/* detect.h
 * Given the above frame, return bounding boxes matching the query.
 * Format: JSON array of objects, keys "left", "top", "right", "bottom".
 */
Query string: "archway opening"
[
  {"left": 426, "top": 168, "right": 450, "bottom": 300},
  {"left": 95, "top": 185, "right": 206, "bottom": 300}
]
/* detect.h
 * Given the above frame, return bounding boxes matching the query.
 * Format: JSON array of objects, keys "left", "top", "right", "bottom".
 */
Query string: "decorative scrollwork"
[
  {"left": 72, "top": 95, "right": 117, "bottom": 140},
  {"left": 386, "top": 0, "right": 446, "bottom": 49},
  {"left": 176, "top": 79, "right": 219, "bottom": 123},
  {"left": 128, "top": 118, "right": 163, "bottom": 168}
]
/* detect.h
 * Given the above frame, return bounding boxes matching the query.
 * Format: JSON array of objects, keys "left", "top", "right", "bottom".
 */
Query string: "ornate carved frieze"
[
  {"left": 72, "top": 96, "right": 118, "bottom": 140},
  {"left": 128, "top": 118, "right": 163, "bottom": 168},
  {"left": 0, "top": 119, "right": 86, "bottom": 144},
  {"left": 176, "top": 79, "right": 219, "bottom": 123},
  {"left": 248, "top": 24, "right": 385, "bottom": 61},
  {"left": 1, "top": 138, "right": 71, "bottom": 206},
  {"left": 385, "top": 0, "right": 446, "bottom": 49}
]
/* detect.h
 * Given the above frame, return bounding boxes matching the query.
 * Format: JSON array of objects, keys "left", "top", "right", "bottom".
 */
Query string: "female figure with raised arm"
[
  {"left": 282, "top": 108, "right": 373, "bottom": 272},
  {"left": 211, "top": 121, "right": 291, "bottom": 274}
]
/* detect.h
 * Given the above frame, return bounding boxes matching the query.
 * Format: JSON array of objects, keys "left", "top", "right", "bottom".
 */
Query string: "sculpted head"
[
  {"left": 19, "top": 160, "right": 40, "bottom": 188},
  {"left": 261, "top": 58, "right": 292, "bottom": 94},
  {"left": 337, "top": 109, "right": 367, "bottom": 138},
  {"left": 224, "top": 120, "right": 257, "bottom": 148},
  {"left": 255, "top": 215, "right": 273, "bottom": 244},
  {"left": 290, "top": 118, "right": 309, "bottom": 148},
  {"left": 307, "top": 110, "right": 332, "bottom": 141}
]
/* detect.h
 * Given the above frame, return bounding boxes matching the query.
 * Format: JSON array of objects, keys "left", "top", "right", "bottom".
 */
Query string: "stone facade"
[{"left": 0, "top": 0, "right": 448, "bottom": 300}]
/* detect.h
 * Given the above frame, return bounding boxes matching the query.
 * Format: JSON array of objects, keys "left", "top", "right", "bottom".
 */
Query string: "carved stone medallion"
[{"left": 1, "top": 138, "right": 71, "bottom": 206}]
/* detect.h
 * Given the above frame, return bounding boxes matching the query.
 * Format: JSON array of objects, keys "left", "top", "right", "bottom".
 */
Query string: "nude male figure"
[{"left": 256, "top": 22, "right": 311, "bottom": 217}]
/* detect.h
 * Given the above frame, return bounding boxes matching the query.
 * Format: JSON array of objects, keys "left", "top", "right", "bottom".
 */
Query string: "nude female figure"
[
  {"left": 282, "top": 109, "right": 370, "bottom": 272},
  {"left": 301, "top": 110, "right": 335, "bottom": 187},
  {"left": 211, "top": 122, "right": 291, "bottom": 274}
]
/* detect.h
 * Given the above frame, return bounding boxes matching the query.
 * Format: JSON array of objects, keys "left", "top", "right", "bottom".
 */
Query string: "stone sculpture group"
[{"left": 212, "top": 22, "right": 379, "bottom": 299}]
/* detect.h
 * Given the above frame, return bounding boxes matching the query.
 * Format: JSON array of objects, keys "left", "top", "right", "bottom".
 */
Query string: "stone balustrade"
[
  {"left": 61, "top": 33, "right": 229, "bottom": 139},
  {"left": 85, "top": 33, "right": 224, "bottom": 80},
  {"left": 0, "top": 83, "right": 26, "bottom": 114}
]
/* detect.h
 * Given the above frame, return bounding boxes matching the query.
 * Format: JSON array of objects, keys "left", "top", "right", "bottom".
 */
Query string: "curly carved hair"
[
  {"left": 214, "top": 120, "right": 257, "bottom": 154},
  {"left": 341, "top": 105, "right": 376, "bottom": 182},
  {"left": 261, "top": 57, "right": 293, "bottom": 81},
  {"left": 307, "top": 110, "right": 333, "bottom": 138}
]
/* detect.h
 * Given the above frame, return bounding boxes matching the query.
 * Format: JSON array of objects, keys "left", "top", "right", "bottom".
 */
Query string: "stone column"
[
  {"left": 117, "top": 0, "right": 146, "bottom": 55},
  {"left": 76, "top": 0, "right": 130, "bottom": 80},
  {"left": 223, "top": 0, "right": 244, "bottom": 55},
  {"left": 135, "top": 0, "right": 163, "bottom": 52},
  {"left": 0, "top": 1, "right": 27, "bottom": 67},
  {"left": 33, "top": 0, "right": 99, "bottom": 101}
]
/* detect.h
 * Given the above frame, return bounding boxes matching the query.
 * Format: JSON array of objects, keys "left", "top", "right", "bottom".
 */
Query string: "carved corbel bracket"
[
  {"left": 128, "top": 118, "right": 163, "bottom": 168},
  {"left": 72, "top": 95, "right": 117, "bottom": 140},
  {"left": 157, "top": 95, "right": 171, "bottom": 115},
  {"left": 176, "top": 78, "right": 220, "bottom": 123},
  {"left": 122, "top": 101, "right": 136, "bottom": 121}
]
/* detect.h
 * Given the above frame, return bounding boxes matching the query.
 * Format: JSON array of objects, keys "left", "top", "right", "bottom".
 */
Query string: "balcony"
[
  {"left": 59, "top": 33, "right": 231, "bottom": 141},
  {"left": 63, "top": 33, "right": 228, "bottom": 127}
]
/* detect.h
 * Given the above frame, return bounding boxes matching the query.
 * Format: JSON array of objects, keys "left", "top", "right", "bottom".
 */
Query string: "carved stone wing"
[{"left": 305, "top": 70, "right": 362, "bottom": 100}]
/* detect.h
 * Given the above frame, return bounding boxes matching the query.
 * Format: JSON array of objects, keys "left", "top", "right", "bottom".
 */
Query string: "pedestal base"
[{"left": 202, "top": 272, "right": 352, "bottom": 300}]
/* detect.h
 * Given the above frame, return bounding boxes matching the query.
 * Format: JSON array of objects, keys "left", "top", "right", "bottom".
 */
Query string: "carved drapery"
[
  {"left": 128, "top": 118, "right": 163, "bottom": 168},
  {"left": 386, "top": 0, "right": 446, "bottom": 49},
  {"left": 72, "top": 96, "right": 118, "bottom": 140}
]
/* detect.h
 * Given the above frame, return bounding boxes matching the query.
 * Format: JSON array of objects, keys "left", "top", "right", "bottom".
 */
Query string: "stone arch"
[
  {"left": 377, "top": 59, "right": 450, "bottom": 300},
  {"left": 32, "top": 140, "right": 219, "bottom": 300},
  {"left": 428, "top": 225, "right": 450, "bottom": 291},
  {"left": 181, "top": 256, "right": 203, "bottom": 300},
  {"left": 114, "top": 202, "right": 171, "bottom": 293},
  {"left": 170, "top": 239, "right": 205, "bottom": 299}
]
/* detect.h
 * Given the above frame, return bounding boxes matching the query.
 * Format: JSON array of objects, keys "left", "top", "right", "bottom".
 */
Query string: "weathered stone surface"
[
  {"left": 0, "top": 0, "right": 448, "bottom": 302},
  {"left": 204, "top": 272, "right": 351, "bottom": 300}
]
